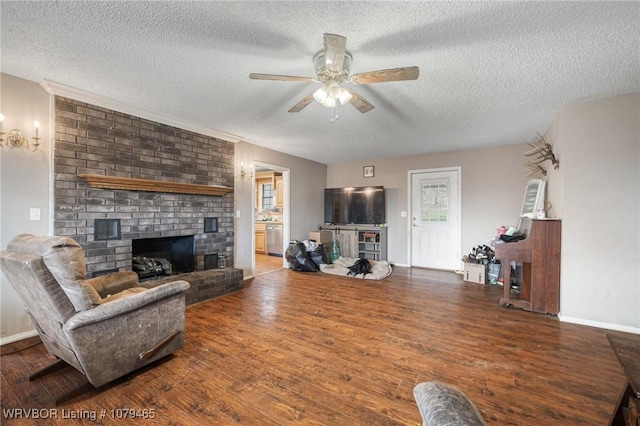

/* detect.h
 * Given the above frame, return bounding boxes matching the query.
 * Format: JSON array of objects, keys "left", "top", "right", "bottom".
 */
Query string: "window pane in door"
[{"left": 421, "top": 180, "right": 449, "bottom": 222}]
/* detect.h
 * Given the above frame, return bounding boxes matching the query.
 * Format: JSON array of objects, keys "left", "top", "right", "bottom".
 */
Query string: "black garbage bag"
[
  {"left": 308, "top": 243, "right": 330, "bottom": 267},
  {"left": 285, "top": 241, "right": 318, "bottom": 272}
]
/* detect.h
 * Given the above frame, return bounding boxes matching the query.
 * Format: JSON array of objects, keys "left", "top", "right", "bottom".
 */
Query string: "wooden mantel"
[{"left": 78, "top": 174, "right": 233, "bottom": 196}]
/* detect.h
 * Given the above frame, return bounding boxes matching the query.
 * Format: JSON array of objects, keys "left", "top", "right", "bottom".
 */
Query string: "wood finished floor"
[
  {"left": 1, "top": 267, "right": 628, "bottom": 425},
  {"left": 254, "top": 253, "right": 283, "bottom": 276}
]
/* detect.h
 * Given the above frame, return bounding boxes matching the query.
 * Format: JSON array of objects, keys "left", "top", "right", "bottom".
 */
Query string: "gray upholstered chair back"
[{"left": 2, "top": 235, "right": 78, "bottom": 334}]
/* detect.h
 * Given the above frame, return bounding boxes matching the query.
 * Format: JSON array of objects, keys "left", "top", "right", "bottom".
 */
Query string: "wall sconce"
[
  {"left": 0, "top": 114, "right": 41, "bottom": 152},
  {"left": 238, "top": 161, "right": 254, "bottom": 181}
]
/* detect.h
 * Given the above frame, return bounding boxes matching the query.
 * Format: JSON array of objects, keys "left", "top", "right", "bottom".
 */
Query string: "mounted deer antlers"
[
  {"left": 523, "top": 133, "right": 559, "bottom": 176},
  {"left": 524, "top": 161, "right": 547, "bottom": 177}
]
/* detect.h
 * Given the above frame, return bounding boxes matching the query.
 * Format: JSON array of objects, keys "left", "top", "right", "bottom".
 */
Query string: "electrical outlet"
[{"left": 30, "top": 208, "right": 41, "bottom": 221}]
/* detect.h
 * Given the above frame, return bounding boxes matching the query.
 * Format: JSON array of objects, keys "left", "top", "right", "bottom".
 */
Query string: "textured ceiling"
[{"left": 1, "top": 2, "right": 638, "bottom": 165}]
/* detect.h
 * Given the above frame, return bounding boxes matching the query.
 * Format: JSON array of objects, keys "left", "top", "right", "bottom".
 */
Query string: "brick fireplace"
[{"left": 53, "top": 96, "right": 235, "bottom": 277}]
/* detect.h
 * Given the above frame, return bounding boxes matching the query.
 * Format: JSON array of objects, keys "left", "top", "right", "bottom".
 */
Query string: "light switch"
[
  {"left": 30, "top": 208, "right": 41, "bottom": 221},
  {"left": 236, "top": 210, "right": 241, "bottom": 218},
  {"left": 400, "top": 211, "right": 407, "bottom": 217}
]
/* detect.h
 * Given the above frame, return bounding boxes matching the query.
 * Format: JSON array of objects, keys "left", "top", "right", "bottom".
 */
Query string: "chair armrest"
[
  {"left": 64, "top": 280, "right": 190, "bottom": 331},
  {"left": 84, "top": 271, "right": 140, "bottom": 298}
]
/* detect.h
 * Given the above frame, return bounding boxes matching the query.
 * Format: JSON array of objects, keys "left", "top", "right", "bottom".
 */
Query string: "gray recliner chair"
[
  {"left": 0, "top": 234, "right": 190, "bottom": 404},
  {"left": 413, "top": 382, "right": 486, "bottom": 426}
]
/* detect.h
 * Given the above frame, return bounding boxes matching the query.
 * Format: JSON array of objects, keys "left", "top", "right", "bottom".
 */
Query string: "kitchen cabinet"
[
  {"left": 275, "top": 176, "right": 283, "bottom": 208},
  {"left": 255, "top": 223, "right": 267, "bottom": 254}
]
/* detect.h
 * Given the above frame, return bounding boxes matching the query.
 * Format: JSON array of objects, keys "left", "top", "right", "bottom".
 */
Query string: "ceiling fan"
[{"left": 249, "top": 33, "right": 419, "bottom": 113}]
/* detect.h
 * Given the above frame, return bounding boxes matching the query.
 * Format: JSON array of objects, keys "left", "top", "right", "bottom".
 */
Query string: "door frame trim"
[
  {"left": 407, "top": 166, "right": 462, "bottom": 269},
  {"left": 252, "top": 161, "right": 291, "bottom": 273}
]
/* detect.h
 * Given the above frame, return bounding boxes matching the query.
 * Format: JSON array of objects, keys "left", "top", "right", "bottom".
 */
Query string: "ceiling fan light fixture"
[
  {"left": 327, "top": 82, "right": 342, "bottom": 99},
  {"left": 313, "top": 85, "right": 329, "bottom": 104},
  {"left": 323, "top": 96, "right": 337, "bottom": 108},
  {"left": 313, "top": 83, "right": 351, "bottom": 108},
  {"left": 338, "top": 87, "right": 352, "bottom": 105}
]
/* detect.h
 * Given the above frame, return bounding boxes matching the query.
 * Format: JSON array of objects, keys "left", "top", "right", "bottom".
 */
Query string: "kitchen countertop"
[{"left": 255, "top": 221, "right": 283, "bottom": 225}]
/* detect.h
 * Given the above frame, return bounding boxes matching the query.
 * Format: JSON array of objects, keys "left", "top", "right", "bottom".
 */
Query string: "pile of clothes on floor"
[
  {"left": 462, "top": 244, "right": 495, "bottom": 265},
  {"left": 462, "top": 244, "right": 502, "bottom": 285}
]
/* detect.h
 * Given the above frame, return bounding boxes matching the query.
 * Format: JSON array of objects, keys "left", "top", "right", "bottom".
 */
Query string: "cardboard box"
[
  {"left": 309, "top": 230, "right": 332, "bottom": 246},
  {"left": 464, "top": 263, "right": 486, "bottom": 284}
]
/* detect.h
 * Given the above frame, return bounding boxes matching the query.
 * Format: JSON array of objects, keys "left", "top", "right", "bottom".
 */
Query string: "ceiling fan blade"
[
  {"left": 346, "top": 89, "right": 375, "bottom": 113},
  {"left": 324, "top": 33, "right": 347, "bottom": 73},
  {"left": 350, "top": 66, "right": 420, "bottom": 84},
  {"left": 288, "top": 93, "right": 315, "bottom": 113},
  {"left": 250, "top": 73, "right": 316, "bottom": 83}
]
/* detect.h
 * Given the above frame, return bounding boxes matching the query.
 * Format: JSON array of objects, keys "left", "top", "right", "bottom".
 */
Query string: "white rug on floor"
[{"left": 319, "top": 256, "right": 392, "bottom": 280}]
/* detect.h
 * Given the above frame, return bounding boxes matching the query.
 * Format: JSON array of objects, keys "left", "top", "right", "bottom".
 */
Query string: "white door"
[{"left": 410, "top": 169, "right": 461, "bottom": 270}]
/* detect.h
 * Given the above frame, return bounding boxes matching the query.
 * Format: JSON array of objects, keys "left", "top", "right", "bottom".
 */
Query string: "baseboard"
[
  {"left": 0, "top": 329, "right": 39, "bottom": 346},
  {"left": 559, "top": 315, "right": 640, "bottom": 334}
]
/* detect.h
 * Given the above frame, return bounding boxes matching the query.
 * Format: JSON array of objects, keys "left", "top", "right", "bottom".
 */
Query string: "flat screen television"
[{"left": 324, "top": 186, "right": 385, "bottom": 225}]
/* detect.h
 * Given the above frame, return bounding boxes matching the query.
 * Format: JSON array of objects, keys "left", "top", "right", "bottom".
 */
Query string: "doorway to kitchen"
[{"left": 253, "top": 162, "right": 290, "bottom": 276}]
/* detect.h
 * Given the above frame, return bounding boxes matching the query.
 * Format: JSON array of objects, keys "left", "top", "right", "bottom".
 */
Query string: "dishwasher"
[{"left": 266, "top": 224, "right": 283, "bottom": 256}]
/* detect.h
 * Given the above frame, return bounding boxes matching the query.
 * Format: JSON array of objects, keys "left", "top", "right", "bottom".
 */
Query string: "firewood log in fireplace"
[{"left": 132, "top": 256, "right": 172, "bottom": 279}]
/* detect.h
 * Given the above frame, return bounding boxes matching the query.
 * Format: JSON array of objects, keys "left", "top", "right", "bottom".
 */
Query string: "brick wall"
[{"left": 53, "top": 96, "right": 235, "bottom": 275}]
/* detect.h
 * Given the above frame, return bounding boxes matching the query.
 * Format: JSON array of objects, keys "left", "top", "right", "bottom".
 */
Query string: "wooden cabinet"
[
  {"left": 319, "top": 225, "right": 387, "bottom": 261},
  {"left": 275, "top": 176, "right": 283, "bottom": 208},
  {"left": 255, "top": 223, "right": 267, "bottom": 254}
]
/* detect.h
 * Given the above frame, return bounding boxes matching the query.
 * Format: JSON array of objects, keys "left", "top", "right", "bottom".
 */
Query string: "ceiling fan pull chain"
[{"left": 331, "top": 106, "right": 338, "bottom": 124}]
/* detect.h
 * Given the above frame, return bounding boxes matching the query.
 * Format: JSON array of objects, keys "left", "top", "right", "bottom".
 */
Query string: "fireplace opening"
[{"left": 132, "top": 235, "right": 195, "bottom": 280}]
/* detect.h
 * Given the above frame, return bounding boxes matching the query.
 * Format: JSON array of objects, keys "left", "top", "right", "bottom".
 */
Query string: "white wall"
[
  {"left": 548, "top": 93, "right": 639, "bottom": 332},
  {"left": 0, "top": 74, "right": 52, "bottom": 343},
  {"left": 326, "top": 144, "right": 531, "bottom": 266}
]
